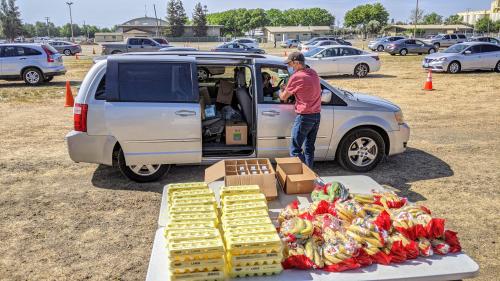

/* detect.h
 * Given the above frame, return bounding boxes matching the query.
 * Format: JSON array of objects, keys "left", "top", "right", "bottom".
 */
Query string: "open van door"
[{"left": 103, "top": 56, "right": 202, "bottom": 166}]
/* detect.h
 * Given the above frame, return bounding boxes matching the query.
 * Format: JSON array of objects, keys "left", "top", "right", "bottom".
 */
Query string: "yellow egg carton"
[
  {"left": 169, "top": 270, "right": 224, "bottom": 281},
  {"left": 228, "top": 263, "right": 283, "bottom": 278},
  {"left": 221, "top": 209, "right": 270, "bottom": 221},
  {"left": 171, "top": 196, "right": 217, "bottom": 207},
  {"left": 167, "top": 182, "right": 208, "bottom": 196},
  {"left": 165, "top": 221, "right": 217, "bottom": 232},
  {"left": 169, "top": 257, "right": 226, "bottom": 274},
  {"left": 220, "top": 185, "right": 261, "bottom": 199},
  {"left": 168, "top": 238, "right": 225, "bottom": 261},
  {"left": 225, "top": 233, "right": 282, "bottom": 255},
  {"left": 166, "top": 228, "right": 222, "bottom": 243},
  {"left": 221, "top": 217, "right": 272, "bottom": 229},
  {"left": 169, "top": 204, "right": 218, "bottom": 215},
  {"left": 221, "top": 193, "right": 267, "bottom": 206},
  {"left": 169, "top": 213, "right": 219, "bottom": 227},
  {"left": 170, "top": 189, "right": 215, "bottom": 202},
  {"left": 222, "top": 200, "right": 268, "bottom": 213},
  {"left": 227, "top": 252, "right": 283, "bottom": 267},
  {"left": 224, "top": 224, "right": 277, "bottom": 237}
]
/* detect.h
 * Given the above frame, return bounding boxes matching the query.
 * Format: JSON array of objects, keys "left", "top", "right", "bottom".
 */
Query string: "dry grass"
[{"left": 0, "top": 44, "right": 499, "bottom": 280}]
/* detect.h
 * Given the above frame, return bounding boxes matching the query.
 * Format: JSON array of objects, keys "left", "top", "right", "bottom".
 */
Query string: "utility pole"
[
  {"left": 153, "top": 4, "right": 159, "bottom": 37},
  {"left": 66, "top": 2, "right": 74, "bottom": 42},
  {"left": 45, "top": 17, "right": 50, "bottom": 37},
  {"left": 414, "top": 0, "right": 419, "bottom": 38}
]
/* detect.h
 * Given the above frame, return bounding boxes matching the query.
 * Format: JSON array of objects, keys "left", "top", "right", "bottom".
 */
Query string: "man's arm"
[{"left": 279, "top": 87, "right": 294, "bottom": 101}]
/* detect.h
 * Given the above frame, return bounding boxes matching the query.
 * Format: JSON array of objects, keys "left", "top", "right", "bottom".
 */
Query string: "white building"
[
  {"left": 263, "top": 26, "right": 334, "bottom": 42},
  {"left": 458, "top": 0, "right": 500, "bottom": 25}
]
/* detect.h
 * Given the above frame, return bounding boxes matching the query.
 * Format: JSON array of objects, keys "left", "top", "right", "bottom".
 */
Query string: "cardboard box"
[
  {"left": 205, "top": 159, "right": 277, "bottom": 200},
  {"left": 226, "top": 122, "right": 247, "bottom": 145},
  {"left": 275, "top": 157, "right": 317, "bottom": 194}
]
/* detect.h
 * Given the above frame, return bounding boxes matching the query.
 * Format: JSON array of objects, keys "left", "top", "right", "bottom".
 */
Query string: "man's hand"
[{"left": 279, "top": 88, "right": 293, "bottom": 101}]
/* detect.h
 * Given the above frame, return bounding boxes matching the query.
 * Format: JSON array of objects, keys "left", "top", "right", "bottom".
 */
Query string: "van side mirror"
[{"left": 321, "top": 89, "right": 332, "bottom": 103}]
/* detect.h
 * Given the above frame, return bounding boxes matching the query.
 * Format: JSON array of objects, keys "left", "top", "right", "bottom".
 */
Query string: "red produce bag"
[
  {"left": 282, "top": 255, "right": 316, "bottom": 270},
  {"left": 426, "top": 218, "right": 445, "bottom": 239},
  {"left": 389, "top": 241, "right": 407, "bottom": 263},
  {"left": 312, "top": 200, "right": 330, "bottom": 215},
  {"left": 370, "top": 250, "right": 392, "bottom": 265},
  {"left": 374, "top": 210, "right": 392, "bottom": 232},
  {"left": 444, "top": 230, "right": 462, "bottom": 253},
  {"left": 404, "top": 241, "right": 419, "bottom": 259},
  {"left": 323, "top": 257, "right": 361, "bottom": 272},
  {"left": 355, "top": 249, "right": 373, "bottom": 267}
]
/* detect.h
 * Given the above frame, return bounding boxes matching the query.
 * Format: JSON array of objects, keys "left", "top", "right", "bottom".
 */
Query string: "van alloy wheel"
[
  {"left": 347, "top": 137, "right": 378, "bottom": 167},
  {"left": 129, "top": 164, "right": 161, "bottom": 176},
  {"left": 117, "top": 148, "right": 170, "bottom": 182}
]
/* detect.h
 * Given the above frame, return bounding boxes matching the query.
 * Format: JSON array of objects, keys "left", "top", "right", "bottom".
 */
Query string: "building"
[
  {"left": 95, "top": 16, "right": 223, "bottom": 42},
  {"left": 457, "top": 0, "right": 500, "bottom": 25},
  {"left": 263, "top": 26, "right": 334, "bottom": 42},
  {"left": 385, "top": 24, "right": 474, "bottom": 37}
]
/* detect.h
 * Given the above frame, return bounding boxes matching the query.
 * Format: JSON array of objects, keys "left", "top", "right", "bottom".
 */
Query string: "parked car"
[
  {"left": 467, "top": 36, "right": 500, "bottom": 45},
  {"left": 230, "top": 38, "right": 259, "bottom": 49},
  {"left": 212, "top": 42, "right": 265, "bottom": 54},
  {"left": 305, "top": 46, "right": 381, "bottom": 78},
  {"left": 423, "top": 34, "right": 467, "bottom": 49},
  {"left": 422, "top": 42, "right": 500, "bottom": 73},
  {"left": 300, "top": 40, "right": 340, "bottom": 53},
  {"left": 299, "top": 37, "right": 351, "bottom": 50},
  {"left": 101, "top": 37, "right": 162, "bottom": 55},
  {"left": 385, "top": 39, "right": 437, "bottom": 56},
  {"left": 48, "top": 40, "right": 82, "bottom": 56},
  {"left": 65, "top": 52, "right": 409, "bottom": 182},
  {"left": 152, "top": 38, "right": 170, "bottom": 47},
  {"left": 0, "top": 43, "right": 66, "bottom": 85},
  {"left": 159, "top": 46, "right": 198, "bottom": 51},
  {"left": 280, "top": 39, "right": 300, "bottom": 48},
  {"left": 368, "top": 36, "right": 406, "bottom": 52}
]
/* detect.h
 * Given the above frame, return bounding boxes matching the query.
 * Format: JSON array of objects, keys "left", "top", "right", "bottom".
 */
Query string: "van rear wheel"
[{"left": 118, "top": 148, "right": 170, "bottom": 182}]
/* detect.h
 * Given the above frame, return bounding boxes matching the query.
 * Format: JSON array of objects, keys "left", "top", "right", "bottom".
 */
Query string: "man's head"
[{"left": 284, "top": 51, "right": 306, "bottom": 72}]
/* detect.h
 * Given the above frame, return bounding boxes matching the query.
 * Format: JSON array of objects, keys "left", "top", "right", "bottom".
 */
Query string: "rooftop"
[
  {"left": 389, "top": 24, "right": 473, "bottom": 30},
  {"left": 264, "top": 26, "right": 333, "bottom": 33}
]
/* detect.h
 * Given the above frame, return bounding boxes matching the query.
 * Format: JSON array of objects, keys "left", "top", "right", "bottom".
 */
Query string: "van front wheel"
[{"left": 118, "top": 149, "right": 170, "bottom": 182}]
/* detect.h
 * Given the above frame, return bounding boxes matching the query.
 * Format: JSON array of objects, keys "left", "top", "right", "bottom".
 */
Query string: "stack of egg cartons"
[
  {"left": 164, "top": 182, "right": 225, "bottom": 281},
  {"left": 220, "top": 185, "right": 283, "bottom": 278}
]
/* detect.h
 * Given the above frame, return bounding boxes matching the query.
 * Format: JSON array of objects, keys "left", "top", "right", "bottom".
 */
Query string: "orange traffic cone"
[
  {"left": 92, "top": 48, "right": 96, "bottom": 55},
  {"left": 64, "top": 81, "right": 74, "bottom": 107},
  {"left": 423, "top": 69, "right": 433, "bottom": 91}
]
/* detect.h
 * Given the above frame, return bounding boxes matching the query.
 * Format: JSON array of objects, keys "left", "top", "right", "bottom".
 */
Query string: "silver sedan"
[{"left": 422, "top": 42, "right": 500, "bottom": 73}]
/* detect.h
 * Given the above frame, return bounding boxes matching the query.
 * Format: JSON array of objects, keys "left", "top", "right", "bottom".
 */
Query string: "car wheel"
[
  {"left": 43, "top": 76, "right": 54, "bottom": 82},
  {"left": 399, "top": 48, "right": 408, "bottom": 56},
  {"left": 434, "top": 43, "right": 440, "bottom": 49},
  {"left": 117, "top": 148, "right": 170, "bottom": 182},
  {"left": 63, "top": 49, "right": 72, "bottom": 56},
  {"left": 354, "top": 63, "right": 369, "bottom": 78},
  {"left": 197, "top": 68, "right": 210, "bottom": 81},
  {"left": 23, "top": 68, "right": 43, "bottom": 86},
  {"left": 377, "top": 45, "right": 384, "bottom": 52},
  {"left": 337, "top": 128, "right": 385, "bottom": 172},
  {"left": 495, "top": 61, "right": 500, "bottom": 73},
  {"left": 447, "top": 61, "right": 461, "bottom": 74},
  {"left": 428, "top": 48, "right": 436, "bottom": 54}
]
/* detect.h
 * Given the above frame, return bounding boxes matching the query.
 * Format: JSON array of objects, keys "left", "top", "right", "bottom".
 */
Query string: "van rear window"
[{"left": 118, "top": 63, "right": 195, "bottom": 103}]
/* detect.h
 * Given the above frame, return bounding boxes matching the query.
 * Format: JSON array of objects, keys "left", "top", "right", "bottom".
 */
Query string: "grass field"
[{"left": 0, "top": 44, "right": 499, "bottom": 280}]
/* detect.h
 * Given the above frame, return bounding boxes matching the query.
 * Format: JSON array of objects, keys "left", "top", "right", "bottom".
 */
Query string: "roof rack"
[{"left": 121, "top": 51, "right": 269, "bottom": 59}]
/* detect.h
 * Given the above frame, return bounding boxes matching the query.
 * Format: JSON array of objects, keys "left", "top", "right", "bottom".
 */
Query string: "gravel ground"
[{"left": 0, "top": 44, "right": 498, "bottom": 280}]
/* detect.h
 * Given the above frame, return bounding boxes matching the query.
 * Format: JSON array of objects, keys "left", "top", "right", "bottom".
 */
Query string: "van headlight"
[{"left": 394, "top": 111, "right": 404, "bottom": 125}]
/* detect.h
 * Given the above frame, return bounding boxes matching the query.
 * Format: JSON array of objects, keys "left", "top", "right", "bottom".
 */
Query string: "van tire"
[
  {"left": 337, "top": 128, "right": 385, "bottom": 172},
  {"left": 117, "top": 148, "right": 170, "bottom": 182}
]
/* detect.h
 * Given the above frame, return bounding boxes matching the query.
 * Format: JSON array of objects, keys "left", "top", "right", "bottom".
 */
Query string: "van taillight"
[
  {"left": 74, "top": 103, "right": 88, "bottom": 132},
  {"left": 41, "top": 45, "right": 55, "bottom": 63}
]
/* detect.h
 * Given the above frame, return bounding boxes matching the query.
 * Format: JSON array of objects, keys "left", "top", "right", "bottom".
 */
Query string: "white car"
[
  {"left": 305, "top": 46, "right": 381, "bottom": 78},
  {"left": 300, "top": 40, "right": 339, "bottom": 53},
  {"left": 230, "top": 38, "right": 259, "bottom": 49}
]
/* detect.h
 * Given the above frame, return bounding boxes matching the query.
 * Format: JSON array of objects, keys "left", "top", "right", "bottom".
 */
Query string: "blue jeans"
[{"left": 290, "top": 113, "right": 321, "bottom": 168}]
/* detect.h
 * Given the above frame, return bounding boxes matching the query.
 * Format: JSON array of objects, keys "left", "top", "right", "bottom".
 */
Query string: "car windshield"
[
  {"left": 442, "top": 44, "right": 468, "bottom": 53},
  {"left": 304, "top": 48, "right": 323, "bottom": 57}
]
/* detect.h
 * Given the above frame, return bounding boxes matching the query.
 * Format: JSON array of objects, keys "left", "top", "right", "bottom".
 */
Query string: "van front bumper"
[
  {"left": 388, "top": 123, "right": 410, "bottom": 156},
  {"left": 65, "top": 131, "right": 116, "bottom": 166}
]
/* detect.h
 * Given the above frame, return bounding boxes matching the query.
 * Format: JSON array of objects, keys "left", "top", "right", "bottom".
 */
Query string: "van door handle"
[
  {"left": 262, "top": 110, "right": 280, "bottom": 116},
  {"left": 19, "top": 57, "right": 27, "bottom": 60},
  {"left": 175, "top": 110, "right": 196, "bottom": 117}
]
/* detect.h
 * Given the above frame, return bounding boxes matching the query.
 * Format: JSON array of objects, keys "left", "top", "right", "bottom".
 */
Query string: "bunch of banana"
[
  {"left": 322, "top": 242, "right": 354, "bottom": 265},
  {"left": 345, "top": 223, "right": 384, "bottom": 248},
  {"left": 277, "top": 205, "right": 299, "bottom": 224},
  {"left": 417, "top": 238, "right": 433, "bottom": 256},
  {"left": 388, "top": 232, "right": 411, "bottom": 247},
  {"left": 351, "top": 193, "right": 375, "bottom": 204},
  {"left": 287, "top": 243, "right": 305, "bottom": 256},
  {"left": 305, "top": 238, "right": 324, "bottom": 267},
  {"left": 335, "top": 200, "right": 366, "bottom": 222},
  {"left": 392, "top": 211, "right": 415, "bottom": 229},
  {"left": 281, "top": 217, "right": 314, "bottom": 238},
  {"left": 362, "top": 204, "right": 385, "bottom": 215}
]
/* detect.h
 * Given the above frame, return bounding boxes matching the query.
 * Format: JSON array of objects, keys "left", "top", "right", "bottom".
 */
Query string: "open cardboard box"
[
  {"left": 275, "top": 157, "right": 317, "bottom": 194},
  {"left": 205, "top": 158, "right": 278, "bottom": 200}
]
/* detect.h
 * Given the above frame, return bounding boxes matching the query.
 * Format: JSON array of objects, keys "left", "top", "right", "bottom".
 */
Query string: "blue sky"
[{"left": 19, "top": 0, "right": 494, "bottom": 27}]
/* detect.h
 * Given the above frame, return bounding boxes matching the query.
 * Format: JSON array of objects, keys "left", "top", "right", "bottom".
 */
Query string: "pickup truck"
[{"left": 101, "top": 37, "right": 163, "bottom": 55}]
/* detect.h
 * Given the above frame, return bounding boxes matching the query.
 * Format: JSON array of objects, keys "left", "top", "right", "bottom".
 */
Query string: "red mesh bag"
[
  {"left": 355, "top": 249, "right": 373, "bottom": 267},
  {"left": 374, "top": 210, "right": 392, "bottom": 232},
  {"left": 404, "top": 241, "right": 419, "bottom": 259},
  {"left": 426, "top": 218, "right": 445, "bottom": 239},
  {"left": 282, "top": 255, "right": 316, "bottom": 270},
  {"left": 370, "top": 250, "right": 392, "bottom": 265},
  {"left": 389, "top": 241, "right": 407, "bottom": 263},
  {"left": 323, "top": 257, "right": 361, "bottom": 272},
  {"left": 444, "top": 230, "right": 461, "bottom": 253}
]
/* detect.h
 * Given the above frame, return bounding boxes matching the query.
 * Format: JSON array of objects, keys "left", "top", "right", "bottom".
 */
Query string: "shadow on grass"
[
  {"left": 0, "top": 80, "right": 81, "bottom": 88},
  {"left": 91, "top": 147, "right": 452, "bottom": 202},
  {"left": 323, "top": 74, "right": 397, "bottom": 80}
]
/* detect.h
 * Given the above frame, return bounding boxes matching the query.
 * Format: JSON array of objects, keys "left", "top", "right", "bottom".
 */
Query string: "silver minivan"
[{"left": 65, "top": 52, "right": 410, "bottom": 182}]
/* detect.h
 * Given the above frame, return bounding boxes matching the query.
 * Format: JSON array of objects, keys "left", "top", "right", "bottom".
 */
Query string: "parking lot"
[{"left": 0, "top": 44, "right": 499, "bottom": 280}]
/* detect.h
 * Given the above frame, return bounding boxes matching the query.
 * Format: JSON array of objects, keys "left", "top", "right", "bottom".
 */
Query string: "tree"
[
  {"left": 22, "top": 22, "right": 36, "bottom": 37},
  {"left": 0, "top": 0, "right": 22, "bottom": 41},
  {"left": 266, "top": 9, "right": 285, "bottom": 26},
  {"left": 192, "top": 2, "right": 207, "bottom": 37},
  {"left": 248, "top": 8, "right": 268, "bottom": 34},
  {"left": 475, "top": 17, "right": 495, "bottom": 33},
  {"left": 409, "top": 7, "right": 424, "bottom": 24},
  {"left": 444, "top": 14, "right": 464, "bottom": 25},
  {"left": 166, "top": 0, "right": 187, "bottom": 37},
  {"left": 344, "top": 3, "right": 389, "bottom": 38},
  {"left": 366, "top": 20, "right": 381, "bottom": 35},
  {"left": 423, "top": 12, "right": 443, "bottom": 25},
  {"left": 61, "top": 23, "right": 81, "bottom": 38}
]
